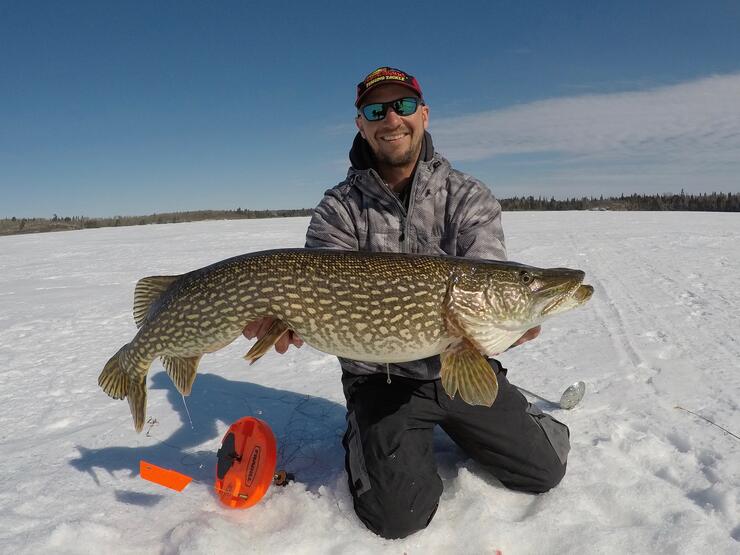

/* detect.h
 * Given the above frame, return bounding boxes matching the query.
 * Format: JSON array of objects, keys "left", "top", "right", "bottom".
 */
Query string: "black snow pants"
[{"left": 341, "top": 360, "right": 571, "bottom": 539}]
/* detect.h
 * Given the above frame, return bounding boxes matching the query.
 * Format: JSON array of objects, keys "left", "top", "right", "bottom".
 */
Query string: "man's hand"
[
  {"left": 243, "top": 317, "right": 304, "bottom": 354},
  {"left": 507, "top": 325, "right": 541, "bottom": 350}
]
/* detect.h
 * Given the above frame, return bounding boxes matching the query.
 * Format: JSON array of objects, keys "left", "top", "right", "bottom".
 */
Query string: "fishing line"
[
  {"left": 144, "top": 417, "right": 213, "bottom": 472},
  {"left": 675, "top": 406, "right": 740, "bottom": 440},
  {"left": 181, "top": 394, "right": 194, "bottom": 430}
]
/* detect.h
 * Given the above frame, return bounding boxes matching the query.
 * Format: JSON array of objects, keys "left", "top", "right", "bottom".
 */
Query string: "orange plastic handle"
[{"left": 140, "top": 460, "right": 193, "bottom": 492}]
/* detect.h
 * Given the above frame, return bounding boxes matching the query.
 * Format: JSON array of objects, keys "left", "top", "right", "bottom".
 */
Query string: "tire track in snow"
[
  {"left": 625, "top": 247, "right": 740, "bottom": 363},
  {"left": 565, "top": 228, "right": 740, "bottom": 542},
  {"left": 567, "top": 232, "right": 645, "bottom": 371}
]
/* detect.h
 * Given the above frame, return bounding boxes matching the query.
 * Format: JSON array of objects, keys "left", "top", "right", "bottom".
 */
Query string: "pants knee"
[
  {"left": 495, "top": 456, "right": 567, "bottom": 494},
  {"left": 525, "top": 408, "right": 570, "bottom": 492},
  {"left": 530, "top": 460, "right": 567, "bottom": 493},
  {"left": 354, "top": 495, "right": 438, "bottom": 539}
]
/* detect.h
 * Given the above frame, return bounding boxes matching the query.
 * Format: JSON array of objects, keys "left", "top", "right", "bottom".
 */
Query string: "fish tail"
[
  {"left": 98, "top": 344, "right": 148, "bottom": 433},
  {"left": 127, "top": 378, "right": 148, "bottom": 433},
  {"left": 98, "top": 345, "right": 130, "bottom": 400}
]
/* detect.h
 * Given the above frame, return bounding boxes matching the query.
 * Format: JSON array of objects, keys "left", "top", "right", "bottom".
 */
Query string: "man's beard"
[{"left": 374, "top": 133, "right": 423, "bottom": 168}]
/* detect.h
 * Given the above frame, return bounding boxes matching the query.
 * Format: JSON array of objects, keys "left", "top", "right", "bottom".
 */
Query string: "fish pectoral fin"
[
  {"left": 244, "top": 319, "right": 290, "bottom": 365},
  {"left": 161, "top": 355, "right": 202, "bottom": 396},
  {"left": 440, "top": 339, "right": 499, "bottom": 406},
  {"left": 133, "top": 275, "right": 181, "bottom": 328}
]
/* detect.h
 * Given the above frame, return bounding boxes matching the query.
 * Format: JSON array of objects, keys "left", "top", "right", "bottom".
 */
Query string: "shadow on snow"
[{"left": 70, "top": 370, "right": 347, "bottom": 505}]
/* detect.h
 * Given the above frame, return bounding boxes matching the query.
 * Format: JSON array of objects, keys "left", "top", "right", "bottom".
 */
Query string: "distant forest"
[
  {"left": 0, "top": 208, "right": 313, "bottom": 236},
  {"left": 499, "top": 191, "right": 740, "bottom": 212},
  {"left": 1, "top": 191, "right": 737, "bottom": 236}
]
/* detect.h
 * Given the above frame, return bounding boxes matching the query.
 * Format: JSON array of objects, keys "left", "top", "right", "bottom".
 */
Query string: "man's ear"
[
  {"left": 355, "top": 115, "right": 366, "bottom": 139},
  {"left": 421, "top": 105, "right": 429, "bottom": 130}
]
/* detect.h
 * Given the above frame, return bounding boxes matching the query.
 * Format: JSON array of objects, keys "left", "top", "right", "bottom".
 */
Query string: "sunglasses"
[{"left": 359, "top": 97, "right": 422, "bottom": 122}]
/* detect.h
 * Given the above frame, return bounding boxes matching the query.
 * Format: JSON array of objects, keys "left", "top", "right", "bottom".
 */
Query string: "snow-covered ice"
[{"left": 0, "top": 212, "right": 738, "bottom": 554}]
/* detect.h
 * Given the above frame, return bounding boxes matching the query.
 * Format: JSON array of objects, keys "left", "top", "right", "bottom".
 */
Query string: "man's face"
[{"left": 355, "top": 83, "right": 429, "bottom": 169}]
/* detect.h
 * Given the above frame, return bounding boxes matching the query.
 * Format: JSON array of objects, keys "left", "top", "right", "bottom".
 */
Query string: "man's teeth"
[{"left": 381, "top": 134, "right": 406, "bottom": 141}]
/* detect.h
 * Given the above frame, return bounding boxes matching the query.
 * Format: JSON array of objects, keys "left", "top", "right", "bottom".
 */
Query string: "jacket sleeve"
[
  {"left": 455, "top": 179, "right": 507, "bottom": 261},
  {"left": 305, "top": 190, "right": 359, "bottom": 250}
]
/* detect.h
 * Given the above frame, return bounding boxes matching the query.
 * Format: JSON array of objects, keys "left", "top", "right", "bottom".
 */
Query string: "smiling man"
[
  {"left": 353, "top": 71, "right": 429, "bottom": 194},
  {"left": 244, "top": 67, "right": 566, "bottom": 539}
]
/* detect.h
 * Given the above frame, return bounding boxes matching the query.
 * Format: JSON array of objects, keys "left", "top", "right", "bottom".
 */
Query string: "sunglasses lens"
[
  {"left": 362, "top": 103, "right": 386, "bottom": 121},
  {"left": 360, "top": 97, "right": 420, "bottom": 121},
  {"left": 393, "top": 97, "right": 418, "bottom": 116}
]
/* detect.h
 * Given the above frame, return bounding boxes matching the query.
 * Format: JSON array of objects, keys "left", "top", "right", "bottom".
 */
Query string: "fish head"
[
  {"left": 467, "top": 262, "right": 593, "bottom": 330},
  {"left": 448, "top": 261, "right": 592, "bottom": 356}
]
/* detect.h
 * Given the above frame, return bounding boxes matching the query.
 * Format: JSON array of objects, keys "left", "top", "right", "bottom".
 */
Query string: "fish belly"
[{"left": 301, "top": 327, "right": 453, "bottom": 363}]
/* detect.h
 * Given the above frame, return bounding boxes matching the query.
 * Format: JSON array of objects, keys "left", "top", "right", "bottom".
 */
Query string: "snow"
[{"left": 0, "top": 212, "right": 738, "bottom": 554}]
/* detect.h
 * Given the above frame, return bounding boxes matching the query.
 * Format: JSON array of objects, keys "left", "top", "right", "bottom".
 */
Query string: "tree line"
[
  {"left": 1, "top": 191, "right": 737, "bottom": 236},
  {"left": 0, "top": 208, "right": 313, "bottom": 236},
  {"left": 499, "top": 191, "right": 739, "bottom": 211}
]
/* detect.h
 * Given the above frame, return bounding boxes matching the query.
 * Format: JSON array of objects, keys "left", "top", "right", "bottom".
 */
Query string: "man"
[{"left": 244, "top": 67, "right": 570, "bottom": 539}]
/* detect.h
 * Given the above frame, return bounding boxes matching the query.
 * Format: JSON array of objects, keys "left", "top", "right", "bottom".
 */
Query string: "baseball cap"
[{"left": 355, "top": 67, "right": 423, "bottom": 107}]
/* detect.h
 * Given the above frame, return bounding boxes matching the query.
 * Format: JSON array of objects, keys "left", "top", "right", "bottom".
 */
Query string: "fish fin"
[
  {"left": 98, "top": 345, "right": 130, "bottom": 400},
  {"left": 440, "top": 339, "right": 499, "bottom": 406},
  {"left": 127, "top": 377, "right": 148, "bottom": 433},
  {"left": 244, "top": 319, "right": 290, "bottom": 365},
  {"left": 133, "top": 275, "right": 180, "bottom": 328},
  {"left": 99, "top": 344, "right": 151, "bottom": 432},
  {"left": 161, "top": 355, "right": 202, "bottom": 396}
]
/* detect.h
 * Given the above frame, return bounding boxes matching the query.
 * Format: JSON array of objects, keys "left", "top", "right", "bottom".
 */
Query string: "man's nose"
[{"left": 383, "top": 105, "right": 403, "bottom": 126}]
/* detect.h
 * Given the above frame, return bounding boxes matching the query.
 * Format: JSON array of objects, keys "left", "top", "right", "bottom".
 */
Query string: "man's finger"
[
  {"left": 508, "top": 325, "right": 542, "bottom": 349},
  {"left": 243, "top": 317, "right": 275, "bottom": 339},
  {"left": 255, "top": 317, "right": 275, "bottom": 339},
  {"left": 242, "top": 319, "right": 260, "bottom": 339},
  {"left": 288, "top": 331, "right": 304, "bottom": 348},
  {"left": 517, "top": 325, "right": 541, "bottom": 344},
  {"left": 275, "top": 332, "right": 290, "bottom": 354}
]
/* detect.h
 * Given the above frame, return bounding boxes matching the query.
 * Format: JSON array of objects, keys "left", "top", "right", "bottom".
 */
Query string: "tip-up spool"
[{"left": 215, "top": 416, "right": 277, "bottom": 508}]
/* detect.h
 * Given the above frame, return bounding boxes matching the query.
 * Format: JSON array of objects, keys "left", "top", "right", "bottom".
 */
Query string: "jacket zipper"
[{"left": 367, "top": 169, "right": 412, "bottom": 253}]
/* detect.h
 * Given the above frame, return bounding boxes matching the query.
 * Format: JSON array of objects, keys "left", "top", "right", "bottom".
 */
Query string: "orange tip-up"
[{"left": 140, "top": 460, "right": 193, "bottom": 492}]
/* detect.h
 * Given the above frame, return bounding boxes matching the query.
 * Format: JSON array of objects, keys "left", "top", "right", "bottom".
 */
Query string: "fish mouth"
[
  {"left": 538, "top": 270, "right": 587, "bottom": 316},
  {"left": 542, "top": 282, "right": 593, "bottom": 315},
  {"left": 573, "top": 284, "right": 594, "bottom": 303}
]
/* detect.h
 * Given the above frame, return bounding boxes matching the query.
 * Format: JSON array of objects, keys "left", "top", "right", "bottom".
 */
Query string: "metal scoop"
[{"left": 516, "top": 381, "right": 586, "bottom": 410}]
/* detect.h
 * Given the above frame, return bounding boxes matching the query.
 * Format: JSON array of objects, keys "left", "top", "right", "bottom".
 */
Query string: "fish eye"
[{"left": 519, "top": 271, "right": 534, "bottom": 285}]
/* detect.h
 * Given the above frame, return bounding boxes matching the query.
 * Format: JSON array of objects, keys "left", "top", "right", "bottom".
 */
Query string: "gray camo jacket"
[{"left": 305, "top": 148, "right": 507, "bottom": 380}]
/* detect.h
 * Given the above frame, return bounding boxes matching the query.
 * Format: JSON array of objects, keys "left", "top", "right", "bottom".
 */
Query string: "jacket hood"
[{"left": 349, "top": 130, "right": 435, "bottom": 170}]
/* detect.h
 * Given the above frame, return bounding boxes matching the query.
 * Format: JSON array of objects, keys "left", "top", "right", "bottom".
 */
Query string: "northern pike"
[{"left": 98, "top": 249, "right": 593, "bottom": 432}]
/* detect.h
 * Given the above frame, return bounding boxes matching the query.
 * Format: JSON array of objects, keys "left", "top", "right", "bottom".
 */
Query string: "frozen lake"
[{"left": 0, "top": 212, "right": 738, "bottom": 554}]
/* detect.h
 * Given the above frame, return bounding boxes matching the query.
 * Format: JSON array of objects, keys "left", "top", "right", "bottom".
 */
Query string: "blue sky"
[{"left": 2, "top": 0, "right": 739, "bottom": 218}]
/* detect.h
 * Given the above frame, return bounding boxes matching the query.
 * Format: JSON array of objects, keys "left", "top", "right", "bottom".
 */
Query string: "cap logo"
[{"left": 364, "top": 68, "right": 411, "bottom": 88}]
